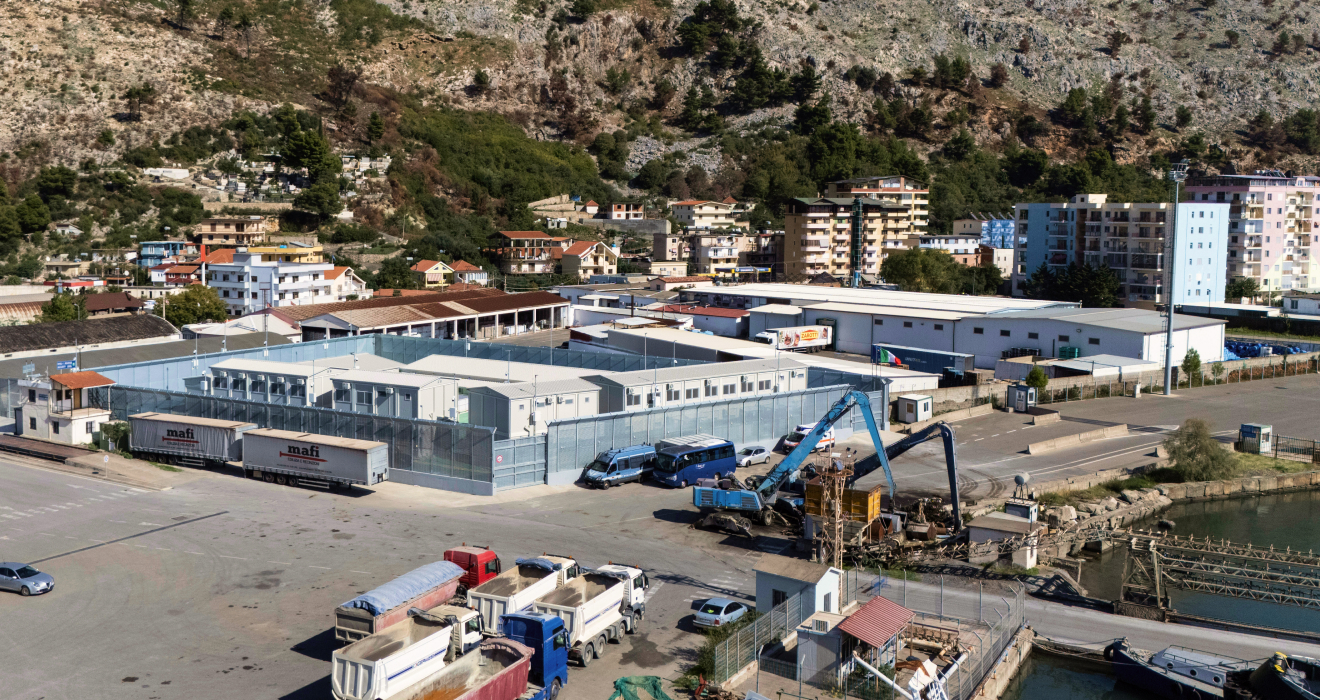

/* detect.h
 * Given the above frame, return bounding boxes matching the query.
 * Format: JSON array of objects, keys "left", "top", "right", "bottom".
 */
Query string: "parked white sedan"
[{"left": 736, "top": 446, "right": 771, "bottom": 467}]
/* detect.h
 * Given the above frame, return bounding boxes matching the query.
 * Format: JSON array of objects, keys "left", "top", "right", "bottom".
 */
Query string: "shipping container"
[
  {"left": 241, "top": 428, "right": 387, "bottom": 489},
  {"left": 127, "top": 412, "right": 256, "bottom": 466},
  {"left": 335, "top": 561, "right": 467, "bottom": 643}
]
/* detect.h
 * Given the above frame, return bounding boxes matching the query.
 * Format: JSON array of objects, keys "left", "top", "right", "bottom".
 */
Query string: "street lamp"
[{"left": 1163, "top": 159, "right": 1190, "bottom": 396}]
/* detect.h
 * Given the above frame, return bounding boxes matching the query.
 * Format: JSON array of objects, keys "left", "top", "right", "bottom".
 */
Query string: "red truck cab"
[{"left": 444, "top": 545, "right": 502, "bottom": 591}]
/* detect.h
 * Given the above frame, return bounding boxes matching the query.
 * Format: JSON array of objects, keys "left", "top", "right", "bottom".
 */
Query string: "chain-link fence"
[{"left": 721, "top": 573, "right": 1026, "bottom": 700}]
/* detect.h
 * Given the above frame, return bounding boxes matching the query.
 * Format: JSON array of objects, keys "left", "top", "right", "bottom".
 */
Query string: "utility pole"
[{"left": 1163, "top": 160, "right": 1189, "bottom": 396}]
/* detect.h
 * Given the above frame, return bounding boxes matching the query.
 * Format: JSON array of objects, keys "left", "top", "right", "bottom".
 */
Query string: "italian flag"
[{"left": 876, "top": 348, "right": 901, "bottom": 365}]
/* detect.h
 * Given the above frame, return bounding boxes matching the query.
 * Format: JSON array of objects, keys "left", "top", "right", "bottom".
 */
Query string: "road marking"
[
  {"left": 29, "top": 511, "right": 229, "bottom": 565},
  {"left": 1006, "top": 430, "right": 1017, "bottom": 434},
  {"left": 39, "top": 532, "right": 56, "bottom": 536},
  {"left": 218, "top": 555, "right": 247, "bottom": 560},
  {"left": 973, "top": 438, "right": 983, "bottom": 442},
  {"left": 109, "top": 520, "right": 127, "bottom": 524},
  {"left": 308, "top": 565, "right": 331, "bottom": 570},
  {"left": 64, "top": 536, "right": 77, "bottom": 540},
  {"left": 185, "top": 551, "right": 204, "bottom": 555},
  {"left": 139, "top": 522, "right": 163, "bottom": 527},
  {"left": 133, "top": 544, "right": 148, "bottom": 548},
  {"left": 644, "top": 581, "right": 665, "bottom": 602},
  {"left": 89, "top": 539, "right": 104, "bottom": 543},
  {"left": 350, "top": 570, "right": 371, "bottom": 575},
  {"left": 269, "top": 561, "right": 292, "bottom": 565}
]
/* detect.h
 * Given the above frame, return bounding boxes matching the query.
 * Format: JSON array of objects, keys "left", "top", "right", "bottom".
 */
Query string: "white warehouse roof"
[
  {"left": 210, "top": 358, "right": 320, "bottom": 376},
  {"left": 590, "top": 358, "right": 805, "bottom": 387},
  {"left": 402, "top": 355, "right": 600, "bottom": 383},
  {"left": 296, "top": 353, "right": 405, "bottom": 372},
  {"left": 465, "top": 378, "right": 602, "bottom": 399},
  {"left": 688, "top": 283, "right": 1071, "bottom": 315},
  {"left": 330, "top": 369, "right": 446, "bottom": 388},
  {"left": 980, "top": 307, "right": 1226, "bottom": 334}
]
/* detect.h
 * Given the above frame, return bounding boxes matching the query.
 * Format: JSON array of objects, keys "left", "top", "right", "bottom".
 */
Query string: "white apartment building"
[
  {"left": 205, "top": 250, "right": 335, "bottom": 316},
  {"left": 670, "top": 200, "right": 739, "bottom": 230},
  {"left": 918, "top": 233, "right": 982, "bottom": 266},
  {"left": 327, "top": 266, "right": 368, "bottom": 301}
]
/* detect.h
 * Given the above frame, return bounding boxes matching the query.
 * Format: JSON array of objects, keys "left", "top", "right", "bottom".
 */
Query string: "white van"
[{"left": 782, "top": 422, "right": 834, "bottom": 453}]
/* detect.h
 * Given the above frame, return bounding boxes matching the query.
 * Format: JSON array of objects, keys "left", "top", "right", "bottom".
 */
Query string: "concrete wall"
[{"left": 754, "top": 569, "right": 841, "bottom": 614}]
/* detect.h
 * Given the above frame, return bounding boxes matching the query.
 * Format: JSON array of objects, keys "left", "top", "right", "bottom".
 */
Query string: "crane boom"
[{"left": 850, "top": 421, "right": 962, "bottom": 531}]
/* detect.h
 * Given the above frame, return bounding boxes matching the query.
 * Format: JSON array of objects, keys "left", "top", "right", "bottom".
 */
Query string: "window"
[
  {"left": 335, "top": 388, "right": 350, "bottom": 402},
  {"left": 903, "top": 321, "right": 913, "bottom": 328},
  {"left": 213, "top": 377, "right": 228, "bottom": 390},
  {"left": 626, "top": 389, "right": 641, "bottom": 406},
  {"left": 53, "top": 422, "right": 59, "bottom": 435},
  {"left": 759, "top": 379, "right": 771, "bottom": 390},
  {"left": 232, "top": 379, "right": 246, "bottom": 392},
  {"left": 741, "top": 376, "right": 754, "bottom": 392},
  {"left": 1058, "top": 335, "right": 1070, "bottom": 342},
  {"left": 772, "top": 589, "right": 788, "bottom": 607},
  {"left": 271, "top": 383, "right": 285, "bottom": 396},
  {"left": 377, "top": 389, "right": 389, "bottom": 400},
  {"left": 356, "top": 390, "right": 371, "bottom": 404},
  {"left": 27, "top": 389, "right": 34, "bottom": 402},
  {"left": 403, "top": 393, "right": 411, "bottom": 401},
  {"left": 723, "top": 382, "right": 736, "bottom": 395},
  {"left": 249, "top": 379, "right": 265, "bottom": 394},
  {"left": 704, "top": 380, "right": 718, "bottom": 397},
  {"left": 29, "top": 417, "right": 35, "bottom": 430},
  {"left": 973, "top": 327, "right": 984, "bottom": 334},
  {"left": 686, "top": 387, "right": 699, "bottom": 399},
  {"left": 666, "top": 384, "right": 681, "bottom": 401},
  {"left": 1000, "top": 329, "right": 1011, "bottom": 337},
  {"left": 1028, "top": 332, "right": 1039, "bottom": 340},
  {"left": 290, "top": 385, "right": 305, "bottom": 398},
  {"left": 86, "top": 422, "right": 94, "bottom": 435},
  {"left": 1089, "top": 338, "right": 1100, "bottom": 345},
  {"left": 873, "top": 319, "right": 883, "bottom": 326}
]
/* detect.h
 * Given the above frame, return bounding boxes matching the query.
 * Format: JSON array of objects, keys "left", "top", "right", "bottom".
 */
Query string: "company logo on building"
[
  {"left": 280, "top": 444, "right": 325, "bottom": 462},
  {"left": 164, "top": 428, "right": 198, "bottom": 444}
]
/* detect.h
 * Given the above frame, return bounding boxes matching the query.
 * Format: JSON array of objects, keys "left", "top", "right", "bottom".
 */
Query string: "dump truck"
[
  {"left": 242, "top": 428, "right": 388, "bottom": 490},
  {"left": 530, "top": 564, "right": 648, "bottom": 667},
  {"left": 443, "top": 545, "right": 503, "bottom": 594},
  {"left": 331, "top": 605, "right": 483, "bottom": 700},
  {"left": 468, "top": 556, "right": 580, "bottom": 633},
  {"left": 127, "top": 412, "right": 256, "bottom": 468},
  {"left": 335, "top": 560, "right": 469, "bottom": 644},
  {"left": 333, "top": 612, "right": 570, "bottom": 700}
]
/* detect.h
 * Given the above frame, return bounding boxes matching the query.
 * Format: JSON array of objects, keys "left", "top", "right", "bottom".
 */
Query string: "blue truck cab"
[
  {"left": 501, "top": 612, "right": 570, "bottom": 700},
  {"left": 582, "top": 444, "right": 656, "bottom": 488}
]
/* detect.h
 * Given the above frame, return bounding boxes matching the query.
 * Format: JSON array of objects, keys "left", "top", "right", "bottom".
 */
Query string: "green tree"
[
  {"left": 793, "top": 96, "right": 832, "bottom": 136},
  {"left": 941, "top": 129, "right": 977, "bottom": 160},
  {"left": 604, "top": 67, "right": 631, "bottom": 95},
  {"left": 1181, "top": 348, "right": 1202, "bottom": 386},
  {"left": 38, "top": 293, "right": 83, "bottom": 322},
  {"left": 1164, "top": 418, "right": 1238, "bottom": 481},
  {"left": 175, "top": 0, "right": 196, "bottom": 27},
  {"left": 123, "top": 84, "right": 156, "bottom": 122},
  {"left": 367, "top": 111, "right": 385, "bottom": 142},
  {"left": 1024, "top": 365, "right": 1049, "bottom": 390},
  {"left": 1175, "top": 105, "right": 1193, "bottom": 131},
  {"left": 790, "top": 65, "right": 821, "bottom": 102},
  {"left": 1225, "top": 275, "right": 1259, "bottom": 300},
  {"left": 15, "top": 195, "right": 50, "bottom": 234},
  {"left": 293, "top": 181, "right": 345, "bottom": 219},
  {"left": 283, "top": 129, "right": 340, "bottom": 183},
  {"left": 214, "top": 5, "right": 235, "bottom": 36},
  {"left": 1136, "top": 96, "right": 1156, "bottom": 133},
  {"left": 571, "top": 0, "right": 598, "bottom": 16},
  {"left": 154, "top": 188, "right": 203, "bottom": 233},
  {"left": 473, "top": 69, "right": 492, "bottom": 95},
  {"left": 1003, "top": 148, "right": 1049, "bottom": 188},
  {"left": 634, "top": 159, "right": 670, "bottom": 191},
  {"left": 163, "top": 285, "right": 228, "bottom": 326},
  {"left": 372, "top": 256, "right": 418, "bottom": 290},
  {"left": 1106, "top": 31, "right": 1132, "bottom": 57},
  {"left": 1225, "top": 29, "right": 1240, "bottom": 48},
  {"left": 235, "top": 12, "right": 254, "bottom": 57},
  {"left": 879, "top": 247, "right": 965, "bottom": 293},
  {"left": 35, "top": 166, "right": 77, "bottom": 201}
]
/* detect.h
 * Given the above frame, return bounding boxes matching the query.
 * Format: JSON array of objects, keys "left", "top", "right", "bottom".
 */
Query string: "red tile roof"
[
  {"left": 326, "top": 266, "right": 350, "bottom": 280},
  {"left": 654, "top": 304, "right": 748, "bottom": 318},
  {"left": 836, "top": 596, "right": 914, "bottom": 648},
  {"left": 722, "top": 196, "right": 738, "bottom": 204},
  {"left": 498, "top": 231, "right": 551, "bottom": 239},
  {"left": 584, "top": 200, "right": 598, "bottom": 206},
  {"left": 50, "top": 370, "right": 116, "bottom": 390},
  {"left": 82, "top": 291, "right": 145, "bottom": 312},
  {"left": 672, "top": 200, "right": 715, "bottom": 206},
  {"left": 199, "top": 248, "right": 235, "bottom": 264},
  {"left": 166, "top": 264, "right": 199, "bottom": 274},
  {"left": 562, "top": 241, "right": 600, "bottom": 257},
  {"left": 450, "top": 260, "right": 482, "bottom": 272},
  {"left": 373, "top": 289, "right": 444, "bottom": 297},
  {"left": 411, "top": 259, "right": 447, "bottom": 273}
]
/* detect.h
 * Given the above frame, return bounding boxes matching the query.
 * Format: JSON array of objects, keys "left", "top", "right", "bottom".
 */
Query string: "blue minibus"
[{"left": 653, "top": 435, "right": 736, "bottom": 488}]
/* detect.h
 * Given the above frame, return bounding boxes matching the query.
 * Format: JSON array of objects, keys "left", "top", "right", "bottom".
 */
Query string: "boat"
[
  {"left": 1225, "top": 652, "right": 1320, "bottom": 699},
  {"left": 1104, "top": 638, "right": 1251, "bottom": 699}
]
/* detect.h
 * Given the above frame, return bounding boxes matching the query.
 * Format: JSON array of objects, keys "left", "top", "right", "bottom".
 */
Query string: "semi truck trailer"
[
  {"left": 331, "top": 605, "right": 483, "bottom": 700},
  {"left": 530, "top": 564, "right": 648, "bottom": 667},
  {"left": 335, "top": 560, "right": 469, "bottom": 643},
  {"left": 241, "top": 428, "right": 387, "bottom": 490},
  {"left": 468, "top": 556, "right": 579, "bottom": 633},
  {"left": 752, "top": 325, "right": 832, "bottom": 352},
  {"left": 127, "top": 413, "right": 255, "bottom": 467}
]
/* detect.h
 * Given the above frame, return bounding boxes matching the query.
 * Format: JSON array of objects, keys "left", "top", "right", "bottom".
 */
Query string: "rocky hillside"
[{"left": 4, "top": 0, "right": 1320, "bottom": 175}]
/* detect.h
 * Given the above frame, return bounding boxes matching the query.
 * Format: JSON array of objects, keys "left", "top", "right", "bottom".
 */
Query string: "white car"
[{"left": 736, "top": 446, "right": 770, "bottom": 467}]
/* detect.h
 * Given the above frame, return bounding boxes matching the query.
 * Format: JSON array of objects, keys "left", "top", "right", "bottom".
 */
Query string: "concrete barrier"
[
  {"left": 898, "top": 402, "right": 994, "bottom": 434},
  {"left": 1030, "top": 408, "right": 1061, "bottom": 425},
  {"left": 1027, "top": 424, "right": 1129, "bottom": 455}
]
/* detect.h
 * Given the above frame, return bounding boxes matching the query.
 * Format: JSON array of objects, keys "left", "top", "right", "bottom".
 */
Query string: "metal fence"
[
  {"left": 94, "top": 385, "right": 496, "bottom": 485},
  {"left": 372, "top": 333, "right": 707, "bottom": 371},
  {"left": 720, "top": 572, "right": 1027, "bottom": 700}
]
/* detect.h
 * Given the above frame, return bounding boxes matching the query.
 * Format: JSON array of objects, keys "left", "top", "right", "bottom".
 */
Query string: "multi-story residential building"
[
  {"left": 1185, "top": 172, "right": 1319, "bottom": 293},
  {"left": 327, "top": 266, "right": 367, "bottom": 301},
  {"left": 410, "top": 259, "right": 453, "bottom": 288},
  {"left": 193, "top": 216, "right": 274, "bottom": 249},
  {"left": 954, "top": 214, "right": 1016, "bottom": 248},
  {"left": 205, "top": 250, "right": 335, "bottom": 316},
  {"left": 652, "top": 232, "right": 692, "bottom": 262},
  {"left": 495, "top": 231, "right": 556, "bottom": 275},
  {"left": 138, "top": 240, "right": 197, "bottom": 268},
  {"left": 687, "top": 231, "right": 746, "bottom": 275},
  {"left": 670, "top": 200, "right": 739, "bottom": 230},
  {"left": 608, "top": 203, "right": 644, "bottom": 220},
  {"left": 782, "top": 197, "right": 910, "bottom": 279},
  {"left": 979, "top": 244, "right": 1014, "bottom": 278},
  {"left": 164, "top": 263, "right": 201, "bottom": 286},
  {"left": 824, "top": 175, "right": 930, "bottom": 243},
  {"left": 746, "top": 231, "right": 782, "bottom": 276},
  {"left": 918, "top": 233, "right": 982, "bottom": 265},
  {"left": 555, "top": 241, "right": 618, "bottom": 280},
  {"left": 245, "top": 242, "right": 324, "bottom": 264},
  {"left": 1011, "top": 194, "right": 1229, "bottom": 307},
  {"left": 449, "top": 260, "right": 489, "bottom": 286}
]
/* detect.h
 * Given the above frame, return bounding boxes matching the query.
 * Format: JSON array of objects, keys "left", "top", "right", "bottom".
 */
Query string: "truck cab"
[
  {"left": 595, "top": 564, "right": 649, "bottom": 615},
  {"left": 582, "top": 445, "right": 656, "bottom": 489},
  {"left": 415, "top": 605, "right": 484, "bottom": 659},
  {"left": 501, "top": 613, "right": 570, "bottom": 700},
  {"left": 444, "top": 545, "right": 502, "bottom": 591}
]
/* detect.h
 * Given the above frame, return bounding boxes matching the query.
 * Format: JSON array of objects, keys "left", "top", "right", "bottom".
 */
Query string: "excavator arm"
[{"left": 850, "top": 421, "right": 962, "bottom": 532}]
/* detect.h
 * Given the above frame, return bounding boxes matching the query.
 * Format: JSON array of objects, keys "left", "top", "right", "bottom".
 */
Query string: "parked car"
[
  {"left": 0, "top": 562, "right": 54, "bottom": 596},
  {"left": 694, "top": 598, "right": 748, "bottom": 628},
  {"left": 736, "top": 446, "right": 771, "bottom": 468}
]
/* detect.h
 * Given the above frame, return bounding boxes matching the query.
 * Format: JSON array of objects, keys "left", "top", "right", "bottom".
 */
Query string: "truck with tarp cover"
[
  {"left": 335, "top": 560, "right": 467, "bottom": 643},
  {"left": 127, "top": 412, "right": 255, "bottom": 467},
  {"left": 242, "top": 428, "right": 387, "bottom": 490}
]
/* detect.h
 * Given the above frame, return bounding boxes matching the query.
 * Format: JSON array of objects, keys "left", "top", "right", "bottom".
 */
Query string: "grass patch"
[
  {"left": 882, "top": 567, "right": 920, "bottom": 581},
  {"left": 1227, "top": 328, "right": 1320, "bottom": 342},
  {"left": 1235, "top": 452, "right": 1315, "bottom": 475},
  {"left": 151, "top": 462, "right": 183, "bottom": 472},
  {"left": 986, "top": 564, "right": 1039, "bottom": 577}
]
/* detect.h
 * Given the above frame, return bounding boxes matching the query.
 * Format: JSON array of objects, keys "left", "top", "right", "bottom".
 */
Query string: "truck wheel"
[
  {"left": 580, "top": 644, "right": 594, "bottom": 667},
  {"left": 597, "top": 635, "right": 608, "bottom": 654},
  {"left": 679, "top": 480, "right": 689, "bottom": 488},
  {"left": 275, "top": 475, "right": 288, "bottom": 486},
  {"left": 760, "top": 510, "right": 774, "bottom": 526},
  {"left": 263, "top": 473, "right": 275, "bottom": 483},
  {"left": 550, "top": 680, "right": 561, "bottom": 700}
]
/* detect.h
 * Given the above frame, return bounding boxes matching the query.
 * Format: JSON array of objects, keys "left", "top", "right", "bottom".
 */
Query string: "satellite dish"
[{"left": 1014, "top": 473, "right": 1030, "bottom": 486}]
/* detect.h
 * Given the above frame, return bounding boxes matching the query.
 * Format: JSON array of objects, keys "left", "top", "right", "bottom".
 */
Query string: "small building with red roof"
[
  {"left": 19, "top": 370, "right": 115, "bottom": 446},
  {"left": 449, "top": 260, "right": 489, "bottom": 287},
  {"left": 409, "top": 259, "right": 454, "bottom": 288},
  {"left": 557, "top": 241, "right": 618, "bottom": 281}
]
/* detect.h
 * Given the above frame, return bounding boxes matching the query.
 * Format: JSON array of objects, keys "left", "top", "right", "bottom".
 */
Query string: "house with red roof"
[
  {"left": 653, "top": 303, "right": 749, "bottom": 337},
  {"left": 327, "top": 266, "right": 367, "bottom": 301},
  {"left": 495, "top": 231, "right": 556, "bottom": 275},
  {"left": 670, "top": 199, "right": 739, "bottom": 230},
  {"left": 556, "top": 241, "right": 618, "bottom": 281},
  {"left": 449, "top": 260, "right": 489, "bottom": 287},
  {"left": 409, "top": 259, "right": 454, "bottom": 288}
]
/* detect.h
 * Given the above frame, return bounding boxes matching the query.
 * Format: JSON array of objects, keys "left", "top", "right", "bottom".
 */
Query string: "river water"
[
  {"left": 1079, "top": 488, "right": 1320, "bottom": 634},
  {"left": 1001, "top": 653, "right": 1149, "bottom": 700}
]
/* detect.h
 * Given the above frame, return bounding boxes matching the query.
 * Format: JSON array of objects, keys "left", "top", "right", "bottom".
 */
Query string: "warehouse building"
[
  {"left": 282, "top": 288, "right": 570, "bottom": 341},
  {"left": 589, "top": 358, "right": 809, "bottom": 413},
  {"left": 329, "top": 369, "right": 450, "bottom": 420},
  {"left": 401, "top": 355, "right": 601, "bottom": 383},
  {"left": 466, "top": 378, "right": 603, "bottom": 439},
  {"left": 192, "top": 358, "right": 330, "bottom": 406}
]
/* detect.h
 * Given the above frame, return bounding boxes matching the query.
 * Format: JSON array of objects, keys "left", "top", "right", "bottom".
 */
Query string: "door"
[{"left": 0, "top": 568, "right": 15, "bottom": 592}]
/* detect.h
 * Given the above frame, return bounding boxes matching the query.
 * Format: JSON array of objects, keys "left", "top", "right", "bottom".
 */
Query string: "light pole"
[{"left": 1163, "top": 160, "right": 1189, "bottom": 396}]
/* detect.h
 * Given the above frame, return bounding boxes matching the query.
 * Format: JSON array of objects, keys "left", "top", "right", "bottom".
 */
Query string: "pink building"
[{"left": 1185, "top": 172, "right": 1318, "bottom": 294}]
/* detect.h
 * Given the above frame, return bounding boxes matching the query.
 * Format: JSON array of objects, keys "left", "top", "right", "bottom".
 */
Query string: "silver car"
[{"left": 0, "top": 562, "right": 54, "bottom": 596}]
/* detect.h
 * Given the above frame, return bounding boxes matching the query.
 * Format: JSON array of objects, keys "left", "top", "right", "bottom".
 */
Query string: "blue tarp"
[
  {"left": 515, "top": 557, "right": 564, "bottom": 572},
  {"left": 340, "top": 561, "right": 464, "bottom": 616}
]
